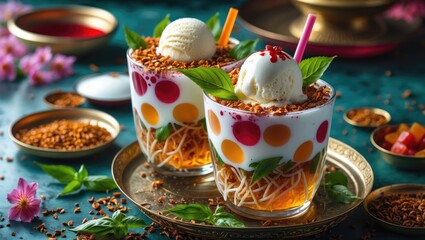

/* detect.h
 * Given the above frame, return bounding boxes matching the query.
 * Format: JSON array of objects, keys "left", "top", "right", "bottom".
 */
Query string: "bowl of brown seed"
[
  {"left": 343, "top": 107, "right": 391, "bottom": 128},
  {"left": 363, "top": 184, "right": 425, "bottom": 235},
  {"left": 44, "top": 90, "right": 86, "bottom": 108},
  {"left": 9, "top": 108, "right": 120, "bottom": 158}
]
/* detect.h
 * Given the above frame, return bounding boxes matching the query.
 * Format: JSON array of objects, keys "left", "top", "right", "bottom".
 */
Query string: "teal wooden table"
[{"left": 1, "top": 0, "right": 424, "bottom": 239}]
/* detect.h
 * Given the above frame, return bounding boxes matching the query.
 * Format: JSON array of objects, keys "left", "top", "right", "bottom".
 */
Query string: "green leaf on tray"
[
  {"left": 71, "top": 210, "right": 146, "bottom": 239},
  {"left": 324, "top": 171, "right": 360, "bottom": 204},
  {"left": 164, "top": 204, "right": 244, "bottom": 227},
  {"left": 77, "top": 164, "right": 89, "bottom": 181},
  {"left": 153, "top": 14, "right": 170, "bottom": 37},
  {"left": 34, "top": 162, "right": 75, "bottom": 184},
  {"left": 155, "top": 123, "right": 172, "bottom": 142},
  {"left": 178, "top": 67, "right": 238, "bottom": 101},
  {"left": 163, "top": 203, "right": 213, "bottom": 223},
  {"left": 60, "top": 180, "right": 82, "bottom": 196},
  {"left": 213, "top": 206, "right": 245, "bottom": 227},
  {"left": 229, "top": 39, "right": 259, "bottom": 60},
  {"left": 249, "top": 157, "right": 282, "bottom": 183},
  {"left": 206, "top": 12, "right": 221, "bottom": 41},
  {"left": 300, "top": 56, "right": 335, "bottom": 87},
  {"left": 124, "top": 25, "right": 147, "bottom": 50}
]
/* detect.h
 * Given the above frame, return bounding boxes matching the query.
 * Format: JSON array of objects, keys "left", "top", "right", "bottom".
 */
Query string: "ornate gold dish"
[
  {"left": 9, "top": 108, "right": 120, "bottom": 158},
  {"left": 238, "top": 0, "right": 422, "bottom": 58},
  {"left": 112, "top": 138, "right": 374, "bottom": 239}
]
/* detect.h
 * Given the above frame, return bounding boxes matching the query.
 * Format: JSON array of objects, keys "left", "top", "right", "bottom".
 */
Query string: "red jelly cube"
[
  {"left": 407, "top": 148, "right": 417, "bottom": 156},
  {"left": 396, "top": 131, "right": 416, "bottom": 148},
  {"left": 417, "top": 136, "right": 425, "bottom": 151},
  {"left": 380, "top": 141, "right": 393, "bottom": 151},
  {"left": 391, "top": 142, "right": 408, "bottom": 155}
]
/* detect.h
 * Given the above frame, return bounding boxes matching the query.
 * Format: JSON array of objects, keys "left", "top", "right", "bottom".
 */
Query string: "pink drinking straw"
[{"left": 293, "top": 14, "right": 317, "bottom": 63}]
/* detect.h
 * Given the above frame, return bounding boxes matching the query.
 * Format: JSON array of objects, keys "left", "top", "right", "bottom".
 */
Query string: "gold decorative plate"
[
  {"left": 112, "top": 138, "right": 373, "bottom": 239},
  {"left": 9, "top": 108, "right": 120, "bottom": 158}
]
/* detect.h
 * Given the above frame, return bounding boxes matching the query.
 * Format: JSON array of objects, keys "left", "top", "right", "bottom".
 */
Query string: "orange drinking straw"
[{"left": 218, "top": 8, "right": 238, "bottom": 47}]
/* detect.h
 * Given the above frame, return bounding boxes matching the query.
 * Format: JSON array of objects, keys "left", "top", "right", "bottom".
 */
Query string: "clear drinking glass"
[
  {"left": 204, "top": 80, "right": 336, "bottom": 219},
  {"left": 127, "top": 49, "right": 243, "bottom": 176}
]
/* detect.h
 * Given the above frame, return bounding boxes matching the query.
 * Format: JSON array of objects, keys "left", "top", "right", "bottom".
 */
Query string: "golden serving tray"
[
  {"left": 112, "top": 138, "right": 373, "bottom": 239},
  {"left": 238, "top": 0, "right": 422, "bottom": 58}
]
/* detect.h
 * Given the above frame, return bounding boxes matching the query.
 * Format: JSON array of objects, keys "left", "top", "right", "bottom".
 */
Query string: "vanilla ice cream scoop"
[
  {"left": 156, "top": 18, "right": 216, "bottom": 62},
  {"left": 235, "top": 46, "right": 307, "bottom": 105}
]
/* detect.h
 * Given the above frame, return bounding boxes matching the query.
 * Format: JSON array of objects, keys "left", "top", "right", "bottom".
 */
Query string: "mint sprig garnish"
[
  {"left": 324, "top": 171, "right": 360, "bottom": 204},
  {"left": 177, "top": 67, "right": 238, "bottom": 100},
  {"left": 249, "top": 157, "right": 282, "bottom": 183},
  {"left": 230, "top": 39, "right": 259, "bottom": 60},
  {"left": 300, "top": 56, "right": 335, "bottom": 87},
  {"left": 70, "top": 210, "right": 146, "bottom": 239},
  {"left": 153, "top": 14, "right": 170, "bottom": 37},
  {"left": 124, "top": 25, "right": 146, "bottom": 50},
  {"left": 163, "top": 204, "right": 244, "bottom": 227},
  {"left": 35, "top": 162, "right": 118, "bottom": 197},
  {"left": 206, "top": 12, "right": 221, "bottom": 41}
]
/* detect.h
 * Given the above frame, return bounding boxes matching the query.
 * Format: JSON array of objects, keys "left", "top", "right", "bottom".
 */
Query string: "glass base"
[
  {"left": 152, "top": 163, "right": 213, "bottom": 177},
  {"left": 225, "top": 200, "right": 311, "bottom": 220}
]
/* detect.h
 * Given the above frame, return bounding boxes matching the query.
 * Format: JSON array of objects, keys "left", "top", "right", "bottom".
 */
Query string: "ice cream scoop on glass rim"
[{"left": 124, "top": 10, "right": 260, "bottom": 176}]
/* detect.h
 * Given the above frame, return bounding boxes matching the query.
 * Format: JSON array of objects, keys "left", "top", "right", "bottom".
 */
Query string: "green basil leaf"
[
  {"left": 155, "top": 123, "right": 172, "bottom": 142},
  {"left": 178, "top": 67, "right": 238, "bottom": 101},
  {"left": 324, "top": 171, "right": 348, "bottom": 187},
  {"left": 200, "top": 118, "right": 207, "bottom": 131},
  {"left": 213, "top": 206, "right": 245, "bottom": 227},
  {"left": 300, "top": 56, "right": 335, "bottom": 87},
  {"left": 229, "top": 39, "right": 259, "bottom": 60},
  {"left": 114, "top": 225, "right": 128, "bottom": 239},
  {"left": 326, "top": 184, "right": 359, "bottom": 204},
  {"left": 124, "top": 25, "right": 147, "bottom": 50},
  {"left": 163, "top": 203, "right": 213, "bottom": 223},
  {"left": 250, "top": 157, "right": 282, "bottom": 183},
  {"left": 83, "top": 176, "right": 118, "bottom": 192},
  {"left": 153, "top": 14, "right": 170, "bottom": 37},
  {"left": 309, "top": 151, "right": 322, "bottom": 174},
  {"left": 282, "top": 160, "right": 293, "bottom": 173},
  {"left": 59, "top": 180, "right": 82, "bottom": 196},
  {"left": 213, "top": 146, "right": 224, "bottom": 167},
  {"left": 70, "top": 217, "right": 115, "bottom": 236},
  {"left": 77, "top": 164, "right": 89, "bottom": 181},
  {"left": 206, "top": 12, "right": 221, "bottom": 41},
  {"left": 112, "top": 210, "right": 126, "bottom": 222},
  {"left": 122, "top": 216, "right": 147, "bottom": 228},
  {"left": 35, "top": 162, "right": 76, "bottom": 184}
]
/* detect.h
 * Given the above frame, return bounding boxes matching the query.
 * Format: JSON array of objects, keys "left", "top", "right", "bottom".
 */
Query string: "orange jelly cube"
[
  {"left": 384, "top": 124, "right": 410, "bottom": 144},
  {"left": 409, "top": 122, "right": 425, "bottom": 143},
  {"left": 415, "top": 149, "right": 425, "bottom": 157}
]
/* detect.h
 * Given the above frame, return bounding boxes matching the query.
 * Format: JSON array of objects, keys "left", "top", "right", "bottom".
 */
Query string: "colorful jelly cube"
[
  {"left": 390, "top": 142, "right": 408, "bottom": 155},
  {"left": 409, "top": 122, "right": 425, "bottom": 143},
  {"left": 415, "top": 149, "right": 425, "bottom": 157},
  {"left": 384, "top": 124, "right": 410, "bottom": 144},
  {"left": 396, "top": 131, "right": 416, "bottom": 148}
]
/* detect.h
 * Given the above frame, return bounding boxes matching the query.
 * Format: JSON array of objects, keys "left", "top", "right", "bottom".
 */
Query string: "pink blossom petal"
[
  {"left": 24, "top": 181, "right": 38, "bottom": 197},
  {"left": 8, "top": 206, "right": 22, "bottom": 221},
  {"left": 6, "top": 189, "right": 21, "bottom": 204},
  {"left": 19, "top": 204, "right": 39, "bottom": 222}
]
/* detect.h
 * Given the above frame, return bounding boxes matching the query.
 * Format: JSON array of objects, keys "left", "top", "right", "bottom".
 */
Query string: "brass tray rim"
[{"left": 112, "top": 138, "right": 374, "bottom": 237}]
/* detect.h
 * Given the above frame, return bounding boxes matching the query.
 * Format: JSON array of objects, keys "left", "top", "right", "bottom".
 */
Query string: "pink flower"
[
  {"left": 385, "top": 0, "right": 425, "bottom": 23},
  {"left": 7, "top": 178, "right": 41, "bottom": 223},
  {"left": 0, "top": 54, "right": 16, "bottom": 81},
  {"left": 0, "top": 0, "right": 32, "bottom": 22},
  {"left": 50, "top": 54, "right": 76, "bottom": 78},
  {"left": 0, "top": 35, "right": 27, "bottom": 58},
  {"left": 32, "top": 46, "right": 52, "bottom": 65},
  {"left": 28, "top": 68, "right": 56, "bottom": 85}
]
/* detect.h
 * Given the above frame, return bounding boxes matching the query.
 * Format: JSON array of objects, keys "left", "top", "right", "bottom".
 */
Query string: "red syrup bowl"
[{"left": 28, "top": 23, "right": 106, "bottom": 39}]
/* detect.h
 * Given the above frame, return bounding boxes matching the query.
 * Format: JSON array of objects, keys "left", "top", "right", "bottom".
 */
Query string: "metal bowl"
[
  {"left": 44, "top": 90, "right": 86, "bottom": 109},
  {"left": 7, "top": 5, "right": 118, "bottom": 56},
  {"left": 363, "top": 184, "right": 425, "bottom": 235},
  {"left": 343, "top": 107, "right": 391, "bottom": 128},
  {"left": 370, "top": 124, "right": 425, "bottom": 170},
  {"left": 9, "top": 108, "right": 120, "bottom": 158}
]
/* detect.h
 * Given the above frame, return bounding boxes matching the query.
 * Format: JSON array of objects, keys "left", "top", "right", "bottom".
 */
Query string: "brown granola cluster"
[
  {"left": 215, "top": 68, "right": 332, "bottom": 115},
  {"left": 130, "top": 37, "right": 237, "bottom": 72}
]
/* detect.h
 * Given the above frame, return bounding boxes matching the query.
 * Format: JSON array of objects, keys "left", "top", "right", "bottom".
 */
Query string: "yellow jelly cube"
[
  {"left": 409, "top": 122, "right": 425, "bottom": 143},
  {"left": 384, "top": 132, "right": 400, "bottom": 145}
]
